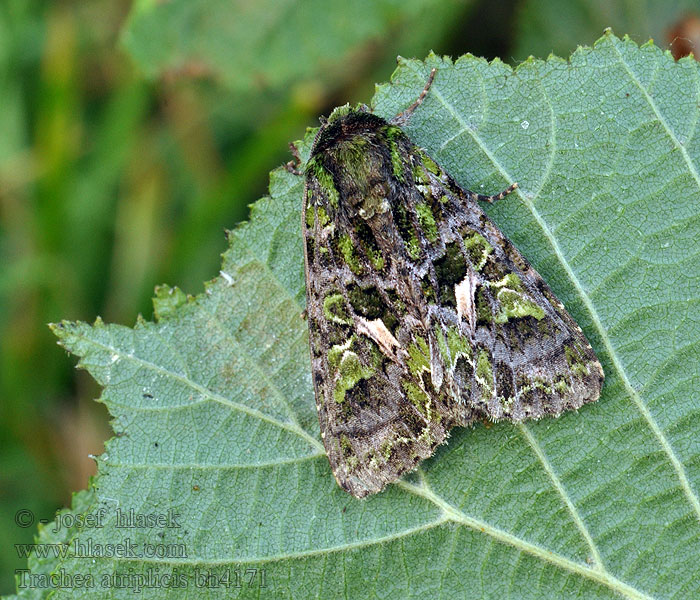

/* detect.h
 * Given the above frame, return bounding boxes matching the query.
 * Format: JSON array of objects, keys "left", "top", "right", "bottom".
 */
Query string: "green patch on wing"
[
  {"left": 434, "top": 242, "right": 467, "bottom": 306},
  {"left": 337, "top": 234, "right": 363, "bottom": 275},
  {"left": 463, "top": 232, "right": 493, "bottom": 270},
  {"left": 475, "top": 349, "right": 494, "bottom": 397},
  {"left": 347, "top": 284, "right": 399, "bottom": 333},
  {"left": 565, "top": 345, "right": 590, "bottom": 377},
  {"left": 407, "top": 336, "right": 431, "bottom": 377},
  {"left": 419, "top": 150, "right": 440, "bottom": 175},
  {"left": 402, "top": 380, "right": 430, "bottom": 415},
  {"left": 339, "top": 434, "right": 359, "bottom": 470},
  {"left": 329, "top": 336, "right": 381, "bottom": 403},
  {"left": 356, "top": 222, "right": 385, "bottom": 271},
  {"left": 491, "top": 274, "right": 545, "bottom": 323},
  {"left": 415, "top": 203, "right": 438, "bottom": 242},
  {"left": 384, "top": 125, "right": 406, "bottom": 181},
  {"left": 323, "top": 293, "right": 353, "bottom": 325},
  {"left": 308, "top": 158, "right": 339, "bottom": 208},
  {"left": 305, "top": 204, "right": 331, "bottom": 228},
  {"left": 436, "top": 325, "right": 472, "bottom": 370}
]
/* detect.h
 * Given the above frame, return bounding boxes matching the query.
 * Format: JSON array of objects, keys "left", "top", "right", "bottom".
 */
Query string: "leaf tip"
[{"left": 49, "top": 319, "right": 78, "bottom": 340}]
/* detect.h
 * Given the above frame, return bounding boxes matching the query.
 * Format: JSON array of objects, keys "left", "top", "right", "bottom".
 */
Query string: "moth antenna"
[
  {"left": 285, "top": 142, "right": 304, "bottom": 176},
  {"left": 474, "top": 182, "right": 519, "bottom": 204},
  {"left": 390, "top": 67, "right": 437, "bottom": 126},
  {"left": 289, "top": 142, "right": 302, "bottom": 164}
]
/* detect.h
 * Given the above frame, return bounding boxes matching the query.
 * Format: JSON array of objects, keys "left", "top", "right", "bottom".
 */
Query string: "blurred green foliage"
[
  {"left": 513, "top": 0, "right": 700, "bottom": 59},
  {"left": 0, "top": 0, "right": 695, "bottom": 593}
]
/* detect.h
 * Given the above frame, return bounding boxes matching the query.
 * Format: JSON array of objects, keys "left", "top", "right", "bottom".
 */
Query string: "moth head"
[
  {"left": 324, "top": 103, "right": 371, "bottom": 126},
  {"left": 309, "top": 110, "right": 401, "bottom": 220}
]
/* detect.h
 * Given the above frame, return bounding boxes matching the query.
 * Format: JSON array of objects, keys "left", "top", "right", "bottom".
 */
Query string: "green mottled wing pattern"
[{"left": 302, "top": 107, "right": 603, "bottom": 498}]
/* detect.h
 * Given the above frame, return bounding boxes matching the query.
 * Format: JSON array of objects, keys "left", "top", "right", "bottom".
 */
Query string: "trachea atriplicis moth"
[{"left": 289, "top": 68, "right": 603, "bottom": 498}]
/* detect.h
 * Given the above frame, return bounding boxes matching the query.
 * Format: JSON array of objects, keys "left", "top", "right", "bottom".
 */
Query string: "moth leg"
[
  {"left": 285, "top": 142, "right": 304, "bottom": 176},
  {"left": 473, "top": 182, "right": 519, "bottom": 204},
  {"left": 390, "top": 68, "right": 437, "bottom": 125}
]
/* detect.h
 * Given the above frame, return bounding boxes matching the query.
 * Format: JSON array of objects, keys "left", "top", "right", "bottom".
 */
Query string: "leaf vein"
[
  {"left": 518, "top": 423, "right": 606, "bottom": 570},
  {"left": 611, "top": 41, "right": 700, "bottom": 196},
  {"left": 397, "top": 480, "right": 655, "bottom": 600},
  {"left": 198, "top": 298, "right": 309, "bottom": 434},
  {"left": 70, "top": 331, "right": 323, "bottom": 452},
  {"left": 103, "top": 453, "right": 325, "bottom": 470}
]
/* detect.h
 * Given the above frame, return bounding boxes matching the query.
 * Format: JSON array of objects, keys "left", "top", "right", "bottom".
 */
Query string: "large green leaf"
[
  {"left": 12, "top": 32, "right": 700, "bottom": 599},
  {"left": 122, "top": 0, "right": 470, "bottom": 94}
]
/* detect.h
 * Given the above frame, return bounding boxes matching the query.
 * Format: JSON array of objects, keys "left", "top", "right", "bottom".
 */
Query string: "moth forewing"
[{"left": 300, "top": 74, "right": 603, "bottom": 498}]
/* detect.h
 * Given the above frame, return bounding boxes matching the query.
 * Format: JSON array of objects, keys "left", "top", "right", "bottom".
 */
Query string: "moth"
[{"left": 296, "top": 68, "right": 604, "bottom": 498}]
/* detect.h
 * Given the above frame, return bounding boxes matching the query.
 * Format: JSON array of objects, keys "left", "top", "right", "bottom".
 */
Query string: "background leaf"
[
  {"left": 513, "top": 0, "right": 700, "bottom": 60},
  {"left": 122, "top": 0, "right": 472, "bottom": 96},
  {"left": 11, "top": 32, "right": 700, "bottom": 599}
]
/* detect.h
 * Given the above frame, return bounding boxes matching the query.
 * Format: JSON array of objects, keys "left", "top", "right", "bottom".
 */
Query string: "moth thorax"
[{"left": 331, "top": 138, "right": 391, "bottom": 218}]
